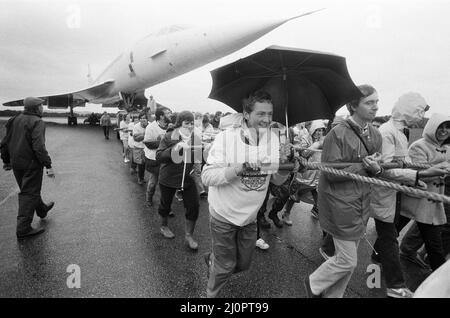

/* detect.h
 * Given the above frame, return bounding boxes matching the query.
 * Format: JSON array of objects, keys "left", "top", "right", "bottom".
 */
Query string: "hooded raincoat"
[
  {"left": 318, "top": 119, "right": 382, "bottom": 241},
  {"left": 296, "top": 120, "right": 326, "bottom": 187},
  {"left": 369, "top": 94, "right": 429, "bottom": 222},
  {"left": 400, "top": 113, "right": 450, "bottom": 225}
]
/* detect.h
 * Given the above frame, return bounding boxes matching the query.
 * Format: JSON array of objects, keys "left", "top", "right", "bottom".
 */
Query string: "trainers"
[
  {"left": 282, "top": 213, "right": 293, "bottom": 226},
  {"left": 256, "top": 238, "right": 270, "bottom": 250},
  {"left": 199, "top": 191, "right": 208, "bottom": 199},
  {"left": 387, "top": 287, "right": 414, "bottom": 298},
  {"left": 124, "top": 158, "right": 130, "bottom": 163},
  {"left": 319, "top": 247, "right": 333, "bottom": 261},
  {"left": 168, "top": 211, "right": 175, "bottom": 217},
  {"left": 160, "top": 226, "right": 175, "bottom": 239},
  {"left": 310, "top": 207, "right": 319, "bottom": 219},
  {"left": 304, "top": 275, "right": 322, "bottom": 298},
  {"left": 185, "top": 234, "right": 199, "bottom": 250}
]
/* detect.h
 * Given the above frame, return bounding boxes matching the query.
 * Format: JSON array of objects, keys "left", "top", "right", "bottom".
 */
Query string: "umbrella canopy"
[{"left": 208, "top": 45, "right": 362, "bottom": 127}]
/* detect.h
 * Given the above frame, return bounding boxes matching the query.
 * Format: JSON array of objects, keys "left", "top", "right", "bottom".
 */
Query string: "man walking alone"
[{"left": 1, "top": 97, "right": 55, "bottom": 239}]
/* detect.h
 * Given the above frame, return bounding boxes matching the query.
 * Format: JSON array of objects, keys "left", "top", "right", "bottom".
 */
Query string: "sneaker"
[
  {"left": 256, "top": 238, "right": 270, "bottom": 250},
  {"left": 258, "top": 216, "right": 271, "bottom": 229},
  {"left": 124, "top": 158, "right": 130, "bottom": 163},
  {"left": 199, "top": 191, "right": 208, "bottom": 199},
  {"left": 387, "top": 287, "right": 414, "bottom": 298},
  {"left": 160, "top": 226, "right": 175, "bottom": 239},
  {"left": 319, "top": 247, "right": 333, "bottom": 261},
  {"left": 168, "top": 211, "right": 175, "bottom": 217},
  {"left": 310, "top": 207, "right": 319, "bottom": 219},
  {"left": 304, "top": 275, "right": 322, "bottom": 298},
  {"left": 185, "top": 234, "right": 199, "bottom": 250},
  {"left": 282, "top": 213, "right": 293, "bottom": 226}
]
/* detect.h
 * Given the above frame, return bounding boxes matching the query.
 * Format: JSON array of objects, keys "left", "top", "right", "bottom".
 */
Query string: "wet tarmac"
[{"left": 0, "top": 123, "right": 431, "bottom": 298}]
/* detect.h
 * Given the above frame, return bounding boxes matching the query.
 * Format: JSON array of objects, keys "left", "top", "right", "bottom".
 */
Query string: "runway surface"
[{"left": 0, "top": 122, "right": 430, "bottom": 297}]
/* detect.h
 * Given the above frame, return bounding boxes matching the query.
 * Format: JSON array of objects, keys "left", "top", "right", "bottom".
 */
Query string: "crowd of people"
[
  {"left": 2, "top": 88, "right": 449, "bottom": 298},
  {"left": 112, "top": 89, "right": 449, "bottom": 298}
]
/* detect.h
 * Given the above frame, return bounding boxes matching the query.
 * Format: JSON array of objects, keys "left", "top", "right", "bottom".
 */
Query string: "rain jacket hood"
[
  {"left": 422, "top": 113, "right": 450, "bottom": 147},
  {"left": 391, "top": 92, "right": 428, "bottom": 126},
  {"left": 219, "top": 113, "right": 243, "bottom": 130},
  {"left": 308, "top": 120, "right": 326, "bottom": 137}
]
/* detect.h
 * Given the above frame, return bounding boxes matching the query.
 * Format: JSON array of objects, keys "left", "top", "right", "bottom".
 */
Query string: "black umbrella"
[{"left": 208, "top": 45, "right": 362, "bottom": 127}]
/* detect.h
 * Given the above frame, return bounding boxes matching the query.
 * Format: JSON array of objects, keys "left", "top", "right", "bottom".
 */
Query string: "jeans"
[{"left": 207, "top": 215, "right": 257, "bottom": 298}]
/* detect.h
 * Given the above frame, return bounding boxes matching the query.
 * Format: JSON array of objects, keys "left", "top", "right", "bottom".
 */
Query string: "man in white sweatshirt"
[{"left": 201, "top": 90, "right": 293, "bottom": 298}]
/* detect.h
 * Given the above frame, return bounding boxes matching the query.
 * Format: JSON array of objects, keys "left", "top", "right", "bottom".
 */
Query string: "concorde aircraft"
[{"left": 3, "top": 9, "right": 322, "bottom": 124}]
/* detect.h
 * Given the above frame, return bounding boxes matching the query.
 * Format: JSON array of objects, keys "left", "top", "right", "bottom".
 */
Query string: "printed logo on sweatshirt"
[{"left": 240, "top": 171, "right": 268, "bottom": 191}]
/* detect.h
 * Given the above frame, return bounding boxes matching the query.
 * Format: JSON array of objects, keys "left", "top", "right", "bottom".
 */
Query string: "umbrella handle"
[{"left": 181, "top": 150, "right": 187, "bottom": 190}]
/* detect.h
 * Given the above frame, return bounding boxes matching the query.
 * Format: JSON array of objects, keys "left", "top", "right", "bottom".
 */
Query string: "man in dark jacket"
[{"left": 0, "top": 96, "right": 55, "bottom": 239}]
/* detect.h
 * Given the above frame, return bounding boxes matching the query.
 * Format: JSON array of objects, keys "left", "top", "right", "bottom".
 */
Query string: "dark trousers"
[
  {"left": 397, "top": 216, "right": 446, "bottom": 271},
  {"left": 137, "top": 163, "right": 145, "bottom": 182},
  {"left": 373, "top": 219, "right": 406, "bottom": 288},
  {"left": 158, "top": 183, "right": 199, "bottom": 221},
  {"left": 257, "top": 191, "right": 270, "bottom": 239},
  {"left": 13, "top": 168, "right": 46, "bottom": 234},
  {"left": 102, "top": 126, "right": 110, "bottom": 138},
  {"left": 321, "top": 231, "right": 335, "bottom": 255},
  {"left": 442, "top": 223, "right": 450, "bottom": 256}
]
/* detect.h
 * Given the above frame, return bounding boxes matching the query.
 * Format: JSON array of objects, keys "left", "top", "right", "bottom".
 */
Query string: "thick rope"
[
  {"left": 304, "top": 161, "right": 431, "bottom": 170},
  {"left": 309, "top": 162, "right": 450, "bottom": 205}
]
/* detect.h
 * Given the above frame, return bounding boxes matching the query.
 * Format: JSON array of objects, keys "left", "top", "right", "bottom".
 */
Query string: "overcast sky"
[{"left": 0, "top": 0, "right": 449, "bottom": 116}]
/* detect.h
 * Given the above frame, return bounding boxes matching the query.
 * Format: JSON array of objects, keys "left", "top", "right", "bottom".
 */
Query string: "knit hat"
[{"left": 23, "top": 96, "right": 45, "bottom": 107}]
